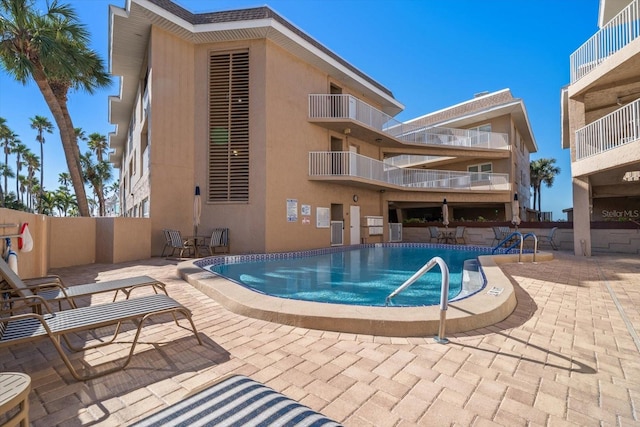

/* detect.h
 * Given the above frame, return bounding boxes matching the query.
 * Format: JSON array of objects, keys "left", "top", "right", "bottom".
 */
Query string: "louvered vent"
[{"left": 208, "top": 51, "right": 249, "bottom": 202}]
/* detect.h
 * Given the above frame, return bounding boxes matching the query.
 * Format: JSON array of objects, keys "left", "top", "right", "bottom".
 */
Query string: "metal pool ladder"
[
  {"left": 385, "top": 256, "right": 451, "bottom": 344},
  {"left": 492, "top": 231, "right": 539, "bottom": 262}
]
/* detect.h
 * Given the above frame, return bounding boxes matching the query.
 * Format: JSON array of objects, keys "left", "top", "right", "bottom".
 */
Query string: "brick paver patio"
[{"left": 1, "top": 252, "right": 639, "bottom": 426}]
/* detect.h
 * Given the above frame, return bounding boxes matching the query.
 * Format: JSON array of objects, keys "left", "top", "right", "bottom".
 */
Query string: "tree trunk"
[{"left": 32, "top": 73, "right": 90, "bottom": 216}]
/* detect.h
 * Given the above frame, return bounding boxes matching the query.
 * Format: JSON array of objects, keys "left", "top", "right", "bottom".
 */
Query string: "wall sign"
[{"left": 287, "top": 199, "right": 298, "bottom": 222}]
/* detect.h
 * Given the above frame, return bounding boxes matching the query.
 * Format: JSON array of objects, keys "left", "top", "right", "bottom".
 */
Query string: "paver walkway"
[{"left": 1, "top": 252, "right": 638, "bottom": 426}]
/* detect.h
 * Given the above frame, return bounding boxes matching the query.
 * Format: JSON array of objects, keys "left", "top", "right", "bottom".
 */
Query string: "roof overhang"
[
  {"left": 108, "top": 0, "right": 404, "bottom": 155},
  {"left": 427, "top": 99, "right": 538, "bottom": 154}
]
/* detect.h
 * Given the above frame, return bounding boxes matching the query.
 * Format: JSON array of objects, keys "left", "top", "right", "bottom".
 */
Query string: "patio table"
[{"left": 0, "top": 372, "right": 30, "bottom": 427}]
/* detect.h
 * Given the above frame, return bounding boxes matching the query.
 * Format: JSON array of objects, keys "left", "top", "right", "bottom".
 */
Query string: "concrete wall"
[{"left": 0, "top": 208, "right": 151, "bottom": 278}]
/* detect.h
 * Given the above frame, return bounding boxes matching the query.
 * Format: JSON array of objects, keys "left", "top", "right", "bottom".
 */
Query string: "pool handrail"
[
  {"left": 492, "top": 231, "right": 538, "bottom": 262},
  {"left": 385, "top": 256, "right": 450, "bottom": 343}
]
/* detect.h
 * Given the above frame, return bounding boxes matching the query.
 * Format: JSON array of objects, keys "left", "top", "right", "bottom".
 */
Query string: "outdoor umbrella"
[
  {"left": 442, "top": 199, "right": 449, "bottom": 228},
  {"left": 511, "top": 193, "right": 521, "bottom": 227},
  {"left": 193, "top": 186, "right": 201, "bottom": 236}
]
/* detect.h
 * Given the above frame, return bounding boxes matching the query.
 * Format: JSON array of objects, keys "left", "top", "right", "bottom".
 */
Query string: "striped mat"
[{"left": 130, "top": 374, "right": 342, "bottom": 427}]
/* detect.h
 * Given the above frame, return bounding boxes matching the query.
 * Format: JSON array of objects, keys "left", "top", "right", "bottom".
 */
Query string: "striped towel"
[{"left": 130, "top": 374, "right": 342, "bottom": 426}]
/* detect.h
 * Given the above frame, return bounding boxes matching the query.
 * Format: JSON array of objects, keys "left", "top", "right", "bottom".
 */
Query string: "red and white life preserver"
[{"left": 18, "top": 223, "right": 33, "bottom": 252}]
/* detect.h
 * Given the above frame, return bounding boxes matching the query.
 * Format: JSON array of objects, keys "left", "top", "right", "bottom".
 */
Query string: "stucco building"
[
  {"left": 561, "top": 0, "right": 640, "bottom": 256},
  {"left": 108, "top": 0, "right": 536, "bottom": 255}
]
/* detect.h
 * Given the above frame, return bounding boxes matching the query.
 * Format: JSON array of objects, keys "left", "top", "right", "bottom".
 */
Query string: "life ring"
[{"left": 18, "top": 223, "right": 33, "bottom": 252}]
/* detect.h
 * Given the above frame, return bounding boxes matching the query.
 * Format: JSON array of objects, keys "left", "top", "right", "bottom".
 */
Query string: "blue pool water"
[{"left": 206, "top": 245, "right": 488, "bottom": 307}]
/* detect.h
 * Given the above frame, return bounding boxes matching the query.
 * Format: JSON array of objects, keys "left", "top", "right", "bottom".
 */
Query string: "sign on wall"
[
  {"left": 287, "top": 199, "right": 298, "bottom": 222},
  {"left": 316, "top": 207, "right": 330, "bottom": 228}
]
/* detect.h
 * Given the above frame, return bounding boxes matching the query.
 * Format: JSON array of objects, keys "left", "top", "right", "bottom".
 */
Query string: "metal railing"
[
  {"left": 309, "top": 151, "right": 510, "bottom": 190},
  {"left": 575, "top": 98, "right": 639, "bottom": 159},
  {"left": 308, "top": 94, "right": 509, "bottom": 149},
  {"left": 492, "top": 231, "right": 538, "bottom": 262},
  {"left": 570, "top": 0, "right": 640, "bottom": 83},
  {"left": 385, "top": 256, "right": 450, "bottom": 344}
]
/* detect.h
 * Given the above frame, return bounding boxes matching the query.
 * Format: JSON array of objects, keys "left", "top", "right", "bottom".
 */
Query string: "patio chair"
[
  {"left": 161, "top": 229, "right": 194, "bottom": 258},
  {"left": 454, "top": 226, "right": 466, "bottom": 244},
  {"left": 491, "top": 226, "right": 508, "bottom": 246},
  {"left": 539, "top": 227, "right": 559, "bottom": 250},
  {"left": 130, "top": 374, "right": 341, "bottom": 427},
  {"left": 207, "top": 228, "right": 229, "bottom": 254},
  {"left": 428, "top": 226, "right": 440, "bottom": 243},
  {"left": 0, "top": 259, "right": 202, "bottom": 381},
  {"left": 21, "top": 274, "right": 167, "bottom": 310}
]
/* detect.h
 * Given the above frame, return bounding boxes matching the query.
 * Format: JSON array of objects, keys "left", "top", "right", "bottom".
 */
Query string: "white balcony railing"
[
  {"left": 570, "top": 0, "right": 640, "bottom": 83},
  {"left": 309, "top": 151, "right": 510, "bottom": 190},
  {"left": 308, "top": 94, "right": 509, "bottom": 149},
  {"left": 575, "top": 98, "right": 640, "bottom": 159}
]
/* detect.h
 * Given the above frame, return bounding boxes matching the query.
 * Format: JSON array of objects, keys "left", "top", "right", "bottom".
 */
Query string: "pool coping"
[{"left": 177, "top": 249, "right": 554, "bottom": 337}]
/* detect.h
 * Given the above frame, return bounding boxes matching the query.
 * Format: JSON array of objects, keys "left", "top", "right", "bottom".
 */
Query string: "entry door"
[{"left": 350, "top": 205, "right": 360, "bottom": 244}]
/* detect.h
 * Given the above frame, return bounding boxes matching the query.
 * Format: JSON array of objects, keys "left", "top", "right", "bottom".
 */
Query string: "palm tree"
[
  {"left": 53, "top": 186, "right": 76, "bottom": 217},
  {"left": 80, "top": 151, "right": 112, "bottom": 217},
  {"left": 0, "top": 163, "right": 14, "bottom": 205},
  {"left": 23, "top": 152, "right": 40, "bottom": 209},
  {"left": 0, "top": 117, "right": 13, "bottom": 204},
  {"left": 0, "top": 121, "right": 18, "bottom": 206},
  {"left": 0, "top": 0, "right": 111, "bottom": 216},
  {"left": 58, "top": 172, "right": 71, "bottom": 189},
  {"left": 30, "top": 115, "right": 54, "bottom": 203},
  {"left": 12, "top": 142, "right": 28, "bottom": 198},
  {"left": 87, "top": 132, "right": 108, "bottom": 163},
  {"left": 530, "top": 158, "right": 561, "bottom": 219}
]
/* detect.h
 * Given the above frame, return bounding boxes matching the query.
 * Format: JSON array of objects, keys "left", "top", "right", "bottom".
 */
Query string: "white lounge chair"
[
  {"left": 0, "top": 259, "right": 201, "bottom": 381},
  {"left": 23, "top": 274, "right": 167, "bottom": 309}
]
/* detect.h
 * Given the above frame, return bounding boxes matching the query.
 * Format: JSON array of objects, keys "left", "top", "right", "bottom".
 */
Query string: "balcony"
[
  {"left": 570, "top": 0, "right": 640, "bottom": 83},
  {"left": 309, "top": 151, "right": 510, "bottom": 191},
  {"left": 575, "top": 98, "right": 639, "bottom": 160},
  {"left": 308, "top": 94, "right": 509, "bottom": 151}
]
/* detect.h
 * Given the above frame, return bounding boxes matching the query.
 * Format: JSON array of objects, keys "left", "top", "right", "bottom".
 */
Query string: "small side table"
[{"left": 0, "top": 372, "right": 31, "bottom": 427}]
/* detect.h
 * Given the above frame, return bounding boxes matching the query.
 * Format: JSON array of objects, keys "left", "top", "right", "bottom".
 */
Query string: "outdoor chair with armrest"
[
  {"left": 539, "top": 226, "right": 559, "bottom": 250},
  {"left": 454, "top": 226, "right": 466, "bottom": 244},
  {"left": 207, "top": 227, "right": 229, "bottom": 255},
  {"left": 428, "top": 226, "right": 439, "bottom": 243},
  {"left": 0, "top": 259, "right": 202, "bottom": 381},
  {"left": 161, "top": 229, "right": 195, "bottom": 258}
]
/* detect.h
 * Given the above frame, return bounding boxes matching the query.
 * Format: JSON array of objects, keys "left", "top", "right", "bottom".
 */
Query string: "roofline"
[{"left": 404, "top": 89, "right": 513, "bottom": 124}]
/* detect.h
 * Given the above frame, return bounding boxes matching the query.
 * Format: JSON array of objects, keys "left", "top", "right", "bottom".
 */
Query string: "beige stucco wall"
[
  {"left": 47, "top": 217, "right": 96, "bottom": 268},
  {"left": 96, "top": 217, "right": 151, "bottom": 263},
  {"left": 148, "top": 27, "right": 197, "bottom": 255}
]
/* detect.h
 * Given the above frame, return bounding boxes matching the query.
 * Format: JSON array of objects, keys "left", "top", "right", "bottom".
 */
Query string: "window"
[
  {"left": 208, "top": 50, "right": 250, "bottom": 202},
  {"left": 468, "top": 162, "right": 492, "bottom": 182},
  {"left": 142, "top": 198, "right": 149, "bottom": 218},
  {"left": 469, "top": 124, "right": 491, "bottom": 146}
]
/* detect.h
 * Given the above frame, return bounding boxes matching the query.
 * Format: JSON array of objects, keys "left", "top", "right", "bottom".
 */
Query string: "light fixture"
[
  {"left": 375, "top": 138, "right": 382, "bottom": 143},
  {"left": 344, "top": 128, "right": 351, "bottom": 135},
  {"left": 353, "top": 194, "right": 358, "bottom": 202}
]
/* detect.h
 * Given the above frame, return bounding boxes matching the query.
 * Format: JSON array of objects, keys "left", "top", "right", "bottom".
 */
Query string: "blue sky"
[{"left": 0, "top": 0, "right": 600, "bottom": 219}]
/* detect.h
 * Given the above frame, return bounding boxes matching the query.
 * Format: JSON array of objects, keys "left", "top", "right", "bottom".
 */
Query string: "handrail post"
[{"left": 433, "top": 257, "right": 450, "bottom": 344}]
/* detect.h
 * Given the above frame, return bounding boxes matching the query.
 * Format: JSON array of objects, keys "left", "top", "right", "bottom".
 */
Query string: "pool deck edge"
[{"left": 177, "top": 251, "right": 553, "bottom": 337}]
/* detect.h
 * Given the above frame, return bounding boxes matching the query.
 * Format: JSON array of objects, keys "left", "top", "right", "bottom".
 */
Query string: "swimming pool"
[
  {"left": 200, "top": 243, "right": 491, "bottom": 307},
  {"left": 185, "top": 243, "right": 548, "bottom": 336}
]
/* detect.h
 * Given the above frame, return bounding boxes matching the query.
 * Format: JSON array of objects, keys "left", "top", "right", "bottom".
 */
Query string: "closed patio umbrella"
[
  {"left": 193, "top": 186, "right": 201, "bottom": 236},
  {"left": 511, "top": 193, "right": 521, "bottom": 228},
  {"left": 442, "top": 199, "right": 449, "bottom": 228}
]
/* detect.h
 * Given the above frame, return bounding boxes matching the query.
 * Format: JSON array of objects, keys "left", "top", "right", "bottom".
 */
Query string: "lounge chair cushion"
[{"left": 131, "top": 374, "right": 341, "bottom": 427}]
